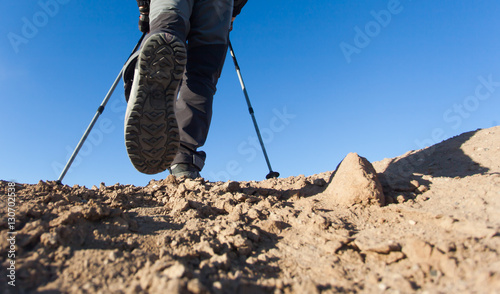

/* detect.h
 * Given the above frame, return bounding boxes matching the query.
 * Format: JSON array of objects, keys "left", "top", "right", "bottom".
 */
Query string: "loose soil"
[{"left": 1, "top": 127, "right": 499, "bottom": 293}]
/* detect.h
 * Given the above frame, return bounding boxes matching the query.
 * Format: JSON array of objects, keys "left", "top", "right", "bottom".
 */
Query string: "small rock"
[
  {"left": 417, "top": 185, "right": 429, "bottom": 193},
  {"left": 261, "top": 220, "right": 288, "bottom": 234},
  {"left": 82, "top": 204, "right": 111, "bottom": 221},
  {"left": 403, "top": 239, "right": 433, "bottom": 263},
  {"left": 245, "top": 196, "right": 260, "bottom": 203},
  {"left": 385, "top": 251, "right": 405, "bottom": 264},
  {"left": 209, "top": 253, "right": 231, "bottom": 270},
  {"left": 396, "top": 195, "right": 406, "bottom": 203},
  {"left": 187, "top": 279, "right": 208, "bottom": 294},
  {"left": 176, "top": 183, "right": 187, "bottom": 196},
  {"left": 246, "top": 256, "right": 258, "bottom": 265},
  {"left": 292, "top": 178, "right": 309, "bottom": 189},
  {"left": 247, "top": 208, "right": 260, "bottom": 220},
  {"left": 184, "top": 179, "right": 200, "bottom": 191},
  {"left": 247, "top": 228, "right": 260, "bottom": 242},
  {"left": 355, "top": 236, "right": 402, "bottom": 254},
  {"left": 163, "top": 174, "right": 179, "bottom": 186},
  {"left": 214, "top": 196, "right": 235, "bottom": 213},
  {"left": 50, "top": 210, "right": 82, "bottom": 227},
  {"left": 172, "top": 199, "right": 190, "bottom": 214},
  {"left": 409, "top": 180, "right": 420, "bottom": 189},
  {"left": 40, "top": 232, "right": 59, "bottom": 247},
  {"left": 163, "top": 262, "right": 186, "bottom": 279},
  {"left": 108, "top": 250, "right": 119, "bottom": 261},
  {"left": 257, "top": 253, "right": 268, "bottom": 262},
  {"left": 228, "top": 205, "right": 243, "bottom": 222},
  {"left": 313, "top": 178, "right": 327, "bottom": 187},
  {"left": 378, "top": 283, "right": 388, "bottom": 291},
  {"left": 213, "top": 281, "right": 222, "bottom": 291},
  {"left": 323, "top": 153, "right": 385, "bottom": 207},
  {"left": 235, "top": 193, "right": 248, "bottom": 202},
  {"left": 232, "top": 235, "right": 253, "bottom": 256},
  {"left": 223, "top": 181, "right": 240, "bottom": 193}
]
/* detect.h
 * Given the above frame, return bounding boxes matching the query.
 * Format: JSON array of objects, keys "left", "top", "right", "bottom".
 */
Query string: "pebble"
[
  {"left": 417, "top": 185, "right": 429, "bottom": 193},
  {"left": 313, "top": 179, "right": 327, "bottom": 187},
  {"left": 163, "top": 263, "right": 186, "bottom": 279},
  {"left": 108, "top": 250, "right": 118, "bottom": 261},
  {"left": 213, "top": 281, "right": 222, "bottom": 290},
  {"left": 378, "top": 283, "right": 388, "bottom": 291},
  {"left": 397, "top": 195, "right": 406, "bottom": 203},
  {"left": 224, "top": 181, "right": 240, "bottom": 193},
  {"left": 235, "top": 193, "right": 248, "bottom": 202},
  {"left": 187, "top": 279, "right": 207, "bottom": 294},
  {"left": 410, "top": 180, "right": 420, "bottom": 189}
]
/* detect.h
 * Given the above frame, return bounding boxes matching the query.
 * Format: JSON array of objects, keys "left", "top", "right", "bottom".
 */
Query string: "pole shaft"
[
  {"left": 228, "top": 41, "right": 274, "bottom": 173},
  {"left": 56, "top": 33, "right": 146, "bottom": 184},
  {"left": 56, "top": 72, "right": 123, "bottom": 183}
]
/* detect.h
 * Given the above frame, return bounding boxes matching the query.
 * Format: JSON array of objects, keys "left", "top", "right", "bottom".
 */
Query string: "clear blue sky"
[{"left": 1, "top": 0, "right": 499, "bottom": 187}]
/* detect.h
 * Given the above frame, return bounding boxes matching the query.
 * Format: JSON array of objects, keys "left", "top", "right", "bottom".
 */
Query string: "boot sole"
[{"left": 125, "top": 33, "right": 186, "bottom": 174}]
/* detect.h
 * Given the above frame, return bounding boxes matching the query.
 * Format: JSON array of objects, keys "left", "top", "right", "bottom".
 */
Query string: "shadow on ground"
[
  {"left": 381, "top": 129, "right": 488, "bottom": 179},
  {"left": 375, "top": 129, "right": 489, "bottom": 201}
]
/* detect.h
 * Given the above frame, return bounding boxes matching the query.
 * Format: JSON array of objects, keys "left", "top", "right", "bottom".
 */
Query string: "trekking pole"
[
  {"left": 228, "top": 40, "right": 280, "bottom": 179},
  {"left": 56, "top": 32, "right": 146, "bottom": 185}
]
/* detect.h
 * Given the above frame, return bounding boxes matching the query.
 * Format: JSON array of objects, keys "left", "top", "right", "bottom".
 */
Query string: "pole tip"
[{"left": 266, "top": 171, "right": 280, "bottom": 179}]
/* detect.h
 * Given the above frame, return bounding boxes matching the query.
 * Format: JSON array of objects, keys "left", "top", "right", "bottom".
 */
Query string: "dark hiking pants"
[{"left": 149, "top": 0, "right": 233, "bottom": 171}]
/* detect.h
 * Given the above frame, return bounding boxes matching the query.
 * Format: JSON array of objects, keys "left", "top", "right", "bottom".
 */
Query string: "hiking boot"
[
  {"left": 125, "top": 33, "right": 187, "bottom": 174},
  {"left": 169, "top": 164, "right": 201, "bottom": 179},
  {"left": 123, "top": 51, "right": 139, "bottom": 102}
]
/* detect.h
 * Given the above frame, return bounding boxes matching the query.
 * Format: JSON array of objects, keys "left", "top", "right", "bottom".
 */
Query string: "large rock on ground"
[{"left": 324, "top": 153, "right": 385, "bottom": 207}]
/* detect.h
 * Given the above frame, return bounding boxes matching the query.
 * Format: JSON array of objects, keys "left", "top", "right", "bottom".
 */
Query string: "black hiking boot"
[
  {"left": 169, "top": 164, "right": 201, "bottom": 179},
  {"left": 125, "top": 33, "right": 187, "bottom": 174},
  {"left": 123, "top": 51, "right": 139, "bottom": 102}
]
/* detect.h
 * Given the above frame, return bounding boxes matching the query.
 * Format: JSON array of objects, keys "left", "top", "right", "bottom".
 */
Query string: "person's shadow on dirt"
[{"left": 377, "top": 129, "right": 489, "bottom": 195}]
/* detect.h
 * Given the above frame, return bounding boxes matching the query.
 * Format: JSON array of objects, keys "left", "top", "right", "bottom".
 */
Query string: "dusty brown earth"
[{"left": 1, "top": 126, "right": 500, "bottom": 294}]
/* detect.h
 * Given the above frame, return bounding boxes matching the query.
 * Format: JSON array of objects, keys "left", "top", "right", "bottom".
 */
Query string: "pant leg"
[
  {"left": 124, "top": 0, "right": 191, "bottom": 102},
  {"left": 172, "top": 0, "right": 233, "bottom": 171},
  {"left": 147, "top": 0, "right": 233, "bottom": 171}
]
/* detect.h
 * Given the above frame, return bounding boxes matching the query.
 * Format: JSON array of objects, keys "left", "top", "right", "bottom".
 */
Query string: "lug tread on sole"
[{"left": 124, "top": 33, "right": 186, "bottom": 174}]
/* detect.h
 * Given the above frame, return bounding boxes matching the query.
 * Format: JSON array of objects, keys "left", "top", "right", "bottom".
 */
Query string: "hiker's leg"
[
  {"left": 148, "top": 0, "right": 194, "bottom": 42},
  {"left": 171, "top": 0, "right": 233, "bottom": 171}
]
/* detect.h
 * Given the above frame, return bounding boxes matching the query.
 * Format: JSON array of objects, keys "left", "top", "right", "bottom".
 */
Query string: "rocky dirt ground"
[{"left": 1, "top": 126, "right": 500, "bottom": 294}]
